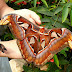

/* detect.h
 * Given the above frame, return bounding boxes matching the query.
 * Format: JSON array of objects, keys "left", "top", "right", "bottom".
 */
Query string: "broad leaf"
[
  {"left": 60, "top": 50, "right": 67, "bottom": 57},
  {"left": 53, "top": 54, "right": 59, "bottom": 67},
  {"left": 41, "top": 0, "right": 48, "bottom": 7},
  {"left": 62, "top": 6, "right": 69, "bottom": 23},
  {"left": 65, "top": 2, "right": 72, "bottom": 7},
  {"left": 54, "top": 7, "right": 62, "bottom": 15},
  {"left": 36, "top": 7, "right": 53, "bottom": 16},
  {"left": 63, "top": 47, "right": 69, "bottom": 51},
  {"left": 42, "top": 23, "right": 53, "bottom": 29},
  {"left": 41, "top": 18, "right": 50, "bottom": 22},
  {"left": 33, "top": 0, "right": 37, "bottom": 7},
  {"left": 70, "top": 6, "right": 72, "bottom": 26}
]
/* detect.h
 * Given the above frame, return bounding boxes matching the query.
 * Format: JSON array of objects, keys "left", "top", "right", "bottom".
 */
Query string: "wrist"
[{"left": 0, "top": 6, "right": 14, "bottom": 18}]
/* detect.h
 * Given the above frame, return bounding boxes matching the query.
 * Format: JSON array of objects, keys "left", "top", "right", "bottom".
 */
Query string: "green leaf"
[
  {"left": 53, "top": 54, "right": 59, "bottom": 67},
  {"left": 59, "top": 60, "right": 69, "bottom": 65},
  {"left": 41, "top": 0, "right": 48, "bottom": 7},
  {"left": 36, "top": 7, "right": 54, "bottom": 16},
  {"left": 41, "top": 18, "right": 50, "bottom": 22},
  {"left": 70, "top": 6, "right": 72, "bottom": 26},
  {"left": 36, "top": 6, "right": 48, "bottom": 11},
  {"left": 62, "top": 6, "right": 69, "bottom": 23},
  {"left": 33, "top": 68, "right": 43, "bottom": 72},
  {"left": 23, "top": 66, "right": 33, "bottom": 72},
  {"left": 4, "top": 33, "right": 14, "bottom": 40},
  {"left": 52, "top": 21, "right": 66, "bottom": 28},
  {"left": 15, "top": 0, "right": 25, "bottom": 3},
  {"left": 28, "top": 0, "right": 31, "bottom": 1},
  {"left": 70, "top": 0, "right": 72, "bottom": 2},
  {"left": 33, "top": 0, "right": 37, "bottom": 7},
  {"left": 66, "top": 65, "right": 72, "bottom": 72},
  {"left": 63, "top": 47, "right": 69, "bottom": 51},
  {"left": 65, "top": 2, "right": 72, "bottom": 7},
  {"left": 62, "top": 0, "right": 65, "bottom": 3},
  {"left": 55, "top": 69, "right": 60, "bottom": 72},
  {"left": 52, "top": 15, "right": 58, "bottom": 20},
  {"left": 60, "top": 50, "right": 67, "bottom": 57},
  {"left": 39, "top": 11, "right": 53, "bottom": 16},
  {"left": 29, "top": 7, "right": 37, "bottom": 12},
  {"left": 54, "top": 7, "right": 62, "bottom": 15},
  {"left": 46, "top": 62, "right": 52, "bottom": 71},
  {"left": 42, "top": 23, "right": 53, "bottom": 29},
  {"left": 51, "top": 5, "right": 56, "bottom": 8}
]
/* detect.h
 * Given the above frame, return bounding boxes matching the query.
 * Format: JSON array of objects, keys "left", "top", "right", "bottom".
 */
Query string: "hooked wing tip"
[{"left": 0, "top": 19, "right": 9, "bottom": 25}]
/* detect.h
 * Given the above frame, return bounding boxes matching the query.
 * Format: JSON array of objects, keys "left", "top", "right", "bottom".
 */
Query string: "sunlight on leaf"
[{"left": 62, "top": 0, "right": 65, "bottom": 3}]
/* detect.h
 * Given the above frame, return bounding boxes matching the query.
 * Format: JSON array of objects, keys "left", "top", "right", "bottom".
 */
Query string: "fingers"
[
  {"left": 30, "top": 12, "right": 41, "bottom": 25},
  {"left": 29, "top": 18, "right": 36, "bottom": 24},
  {"left": 0, "top": 39, "right": 22, "bottom": 59},
  {"left": 9, "top": 9, "right": 41, "bottom": 25}
]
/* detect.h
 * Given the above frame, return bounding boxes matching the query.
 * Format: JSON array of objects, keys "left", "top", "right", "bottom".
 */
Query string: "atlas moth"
[{"left": 0, "top": 14, "right": 72, "bottom": 67}]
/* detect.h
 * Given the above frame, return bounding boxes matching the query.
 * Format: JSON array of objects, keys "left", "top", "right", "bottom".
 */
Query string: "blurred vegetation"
[{"left": 1, "top": 0, "right": 72, "bottom": 72}]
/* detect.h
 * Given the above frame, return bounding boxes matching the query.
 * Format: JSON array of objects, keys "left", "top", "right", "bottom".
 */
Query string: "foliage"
[{"left": 1, "top": 0, "right": 72, "bottom": 72}]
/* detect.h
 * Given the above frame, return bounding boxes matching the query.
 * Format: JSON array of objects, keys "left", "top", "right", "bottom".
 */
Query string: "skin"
[{"left": 0, "top": 0, "right": 41, "bottom": 58}]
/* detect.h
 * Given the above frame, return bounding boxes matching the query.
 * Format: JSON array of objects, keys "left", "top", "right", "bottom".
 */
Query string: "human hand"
[
  {"left": 0, "top": 1, "right": 41, "bottom": 25},
  {"left": 0, "top": 39, "right": 22, "bottom": 58},
  {"left": 0, "top": 0, "right": 41, "bottom": 59},
  {"left": 0, "top": 9, "right": 41, "bottom": 59},
  {"left": 0, "top": 2, "right": 41, "bottom": 58},
  {"left": 10, "top": 9, "right": 41, "bottom": 25},
  {"left": 1, "top": 9, "right": 41, "bottom": 25}
]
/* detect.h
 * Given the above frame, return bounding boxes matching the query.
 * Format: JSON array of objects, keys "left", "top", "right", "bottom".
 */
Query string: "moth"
[{"left": 0, "top": 14, "right": 72, "bottom": 66}]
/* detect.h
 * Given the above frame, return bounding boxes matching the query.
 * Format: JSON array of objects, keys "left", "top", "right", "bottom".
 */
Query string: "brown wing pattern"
[{"left": 0, "top": 14, "right": 72, "bottom": 66}]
